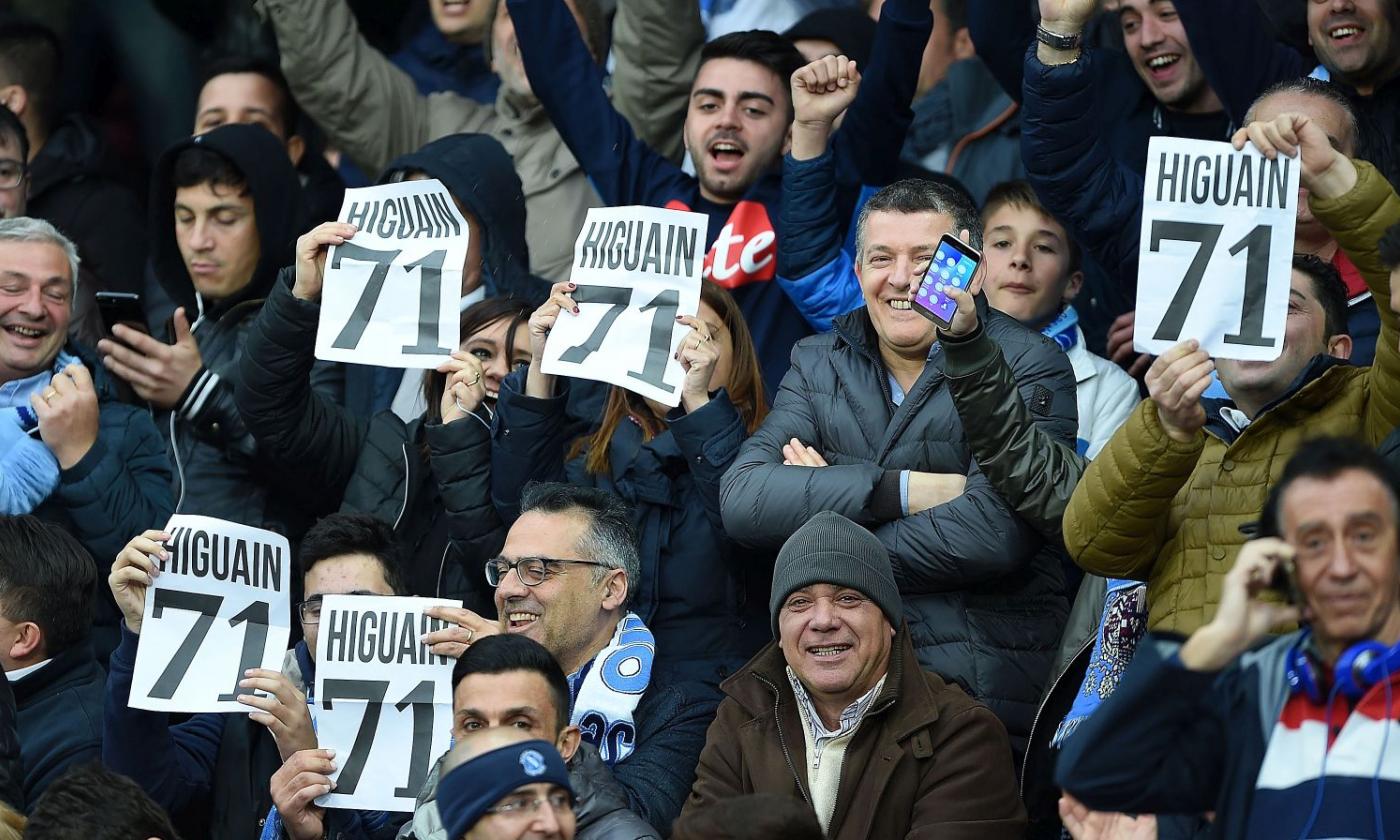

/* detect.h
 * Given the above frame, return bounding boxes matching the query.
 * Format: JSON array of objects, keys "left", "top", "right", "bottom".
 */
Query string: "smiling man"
[
  {"left": 420, "top": 482, "right": 714, "bottom": 833},
  {"left": 683, "top": 511, "right": 1024, "bottom": 839},
  {"left": 1058, "top": 437, "right": 1400, "bottom": 838},
  {"left": 722, "top": 178, "right": 1078, "bottom": 759}
]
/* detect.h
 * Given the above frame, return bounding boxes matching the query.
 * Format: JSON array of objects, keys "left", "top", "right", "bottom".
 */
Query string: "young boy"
[{"left": 981, "top": 180, "right": 1137, "bottom": 457}]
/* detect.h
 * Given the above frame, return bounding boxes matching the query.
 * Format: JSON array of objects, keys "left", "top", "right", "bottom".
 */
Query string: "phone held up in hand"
[
  {"left": 95, "top": 291, "right": 148, "bottom": 336},
  {"left": 911, "top": 234, "right": 981, "bottom": 331}
]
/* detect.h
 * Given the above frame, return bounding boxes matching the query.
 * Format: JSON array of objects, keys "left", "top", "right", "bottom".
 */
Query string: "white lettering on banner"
[
  {"left": 129, "top": 515, "right": 291, "bottom": 714},
  {"left": 1133, "top": 137, "right": 1300, "bottom": 362},
  {"left": 314, "top": 595, "right": 457, "bottom": 813},
  {"left": 315, "top": 179, "right": 469, "bottom": 369},
  {"left": 541, "top": 205, "right": 708, "bottom": 406}
]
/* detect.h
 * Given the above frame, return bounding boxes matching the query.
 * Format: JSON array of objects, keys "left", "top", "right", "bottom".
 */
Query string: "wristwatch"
[{"left": 1036, "top": 23, "right": 1082, "bottom": 51}]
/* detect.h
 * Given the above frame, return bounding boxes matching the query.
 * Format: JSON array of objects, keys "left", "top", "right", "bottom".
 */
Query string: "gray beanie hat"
[{"left": 769, "top": 511, "right": 902, "bottom": 636}]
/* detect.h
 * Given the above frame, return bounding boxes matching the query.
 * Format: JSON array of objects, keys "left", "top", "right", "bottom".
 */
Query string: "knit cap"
[{"left": 769, "top": 511, "right": 902, "bottom": 636}]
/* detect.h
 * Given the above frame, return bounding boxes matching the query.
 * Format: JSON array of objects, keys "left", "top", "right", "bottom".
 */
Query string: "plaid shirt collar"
[{"left": 786, "top": 666, "right": 887, "bottom": 744}]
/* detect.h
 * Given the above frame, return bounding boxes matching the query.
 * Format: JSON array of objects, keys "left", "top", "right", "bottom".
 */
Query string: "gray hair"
[
  {"left": 1244, "top": 77, "right": 1361, "bottom": 156},
  {"left": 0, "top": 216, "right": 80, "bottom": 293},
  {"left": 518, "top": 482, "right": 640, "bottom": 606},
  {"left": 854, "top": 178, "right": 982, "bottom": 263}
]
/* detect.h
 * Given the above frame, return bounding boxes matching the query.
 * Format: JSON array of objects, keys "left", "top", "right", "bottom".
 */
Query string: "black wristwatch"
[{"left": 1035, "top": 23, "right": 1082, "bottom": 51}]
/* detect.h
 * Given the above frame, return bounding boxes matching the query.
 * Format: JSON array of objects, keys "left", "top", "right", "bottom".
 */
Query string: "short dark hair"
[
  {"left": 1246, "top": 77, "right": 1360, "bottom": 156},
  {"left": 0, "top": 103, "right": 28, "bottom": 162},
  {"left": 198, "top": 54, "right": 301, "bottom": 139},
  {"left": 518, "top": 482, "right": 639, "bottom": 601},
  {"left": 982, "top": 179, "right": 1082, "bottom": 273},
  {"left": 699, "top": 30, "right": 806, "bottom": 114},
  {"left": 856, "top": 177, "right": 983, "bottom": 261},
  {"left": 0, "top": 20, "right": 61, "bottom": 134},
  {"left": 671, "top": 793, "right": 824, "bottom": 840},
  {"left": 26, "top": 762, "right": 181, "bottom": 840},
  {"left": 1292, "top": 252, "right": 1348, "bottom": 339},
  {"left": 172, "top": 144, "right": 249, "bottom": 196},
  {"left": 298, "top": 513, "right": 405, "bottom": 594},
  {"left": 0, "top": 516, "right": 95, "bottom": 658},
  {"left": 1260, "top": 436, "right": 1400, "bottom": 540},
  {"left": 451, "top": 634, "right": 571, "bottom": 734},
  {"left": 1379, "top": 221, "right": 1400, "bottom": 271}
]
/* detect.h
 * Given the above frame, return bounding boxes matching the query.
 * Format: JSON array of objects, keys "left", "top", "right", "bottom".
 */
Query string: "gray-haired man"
[{"left": 0, "top": 216, "right": 171, "bottom": 657}]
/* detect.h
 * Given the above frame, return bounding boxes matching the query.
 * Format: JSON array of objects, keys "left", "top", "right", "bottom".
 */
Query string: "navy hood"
[
  {"left": 381, "top": 133, "right": 548, "bottom": 304},
  {"left": 149, "top": 124, "right": 304, "bottom": 317}
]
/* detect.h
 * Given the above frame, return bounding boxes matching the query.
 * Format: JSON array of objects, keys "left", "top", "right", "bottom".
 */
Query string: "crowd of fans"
[{"left": 0, "top": 0, "right": 1398, "bottom": 837}]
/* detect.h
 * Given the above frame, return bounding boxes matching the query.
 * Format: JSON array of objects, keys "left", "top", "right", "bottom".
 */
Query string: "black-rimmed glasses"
[
  {"left": 484, "top": 556, "right": 610, "bottom": 587},
  {"left": 296, "top": 590, "right": 379, "bottom": 624}
]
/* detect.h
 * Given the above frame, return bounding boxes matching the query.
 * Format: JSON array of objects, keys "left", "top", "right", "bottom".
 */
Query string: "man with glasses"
[
  {"left": 102, "top": 512, "right": 407, "bottom": 839},
  {"left": 419, "top": 482, "right": 714, "bottom": 834},
  {"left": 438, "top": 729, "right": 576, "bottom": 840}
]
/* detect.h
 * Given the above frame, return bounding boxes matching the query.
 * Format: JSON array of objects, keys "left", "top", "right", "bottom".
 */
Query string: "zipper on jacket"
[
  {"left": 755, "top": 673, "right": 811, "bottom": 806},
  {"left": 1018, "top": 635, "right": 1095, "bottom": 797},
  {"left": 435, "top": 543, "right": 450, "bottom": 597},
  {"left": 392, "top": 443, "right": 411, "bottom": 530}
]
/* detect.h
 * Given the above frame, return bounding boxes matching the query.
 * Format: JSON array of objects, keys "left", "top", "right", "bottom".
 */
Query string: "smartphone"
[
  {"left": 1268, "top": 556, "right": 1303, "bottom": 606},
  {"left": 95, "top": 291, "right": 148, "bottom": 335},
  {"left": 912, "top": 234, "right": 981, "bottom": 331}
]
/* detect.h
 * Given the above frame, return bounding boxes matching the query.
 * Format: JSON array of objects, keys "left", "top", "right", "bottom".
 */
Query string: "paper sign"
[
  {"left": 129, "top": 515, "right": 291, "bottom": 713},
  {"left": 315, "top": 179, "right": 469, "bottom": 369},
  {"left": 1134, "top": 137, "right": 1300, "bottom": 361},
  {"left": 541, "top": 206, "right": 708, "bottom": 406},
  {"left": 313, "top": 595, "right": 458, "bottom": 813}
]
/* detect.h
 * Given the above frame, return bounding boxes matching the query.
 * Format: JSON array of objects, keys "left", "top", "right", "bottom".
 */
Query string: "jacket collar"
[
  {"left": 1064, "top": 328, "right": 1097, "bottom": 384},
  {"left": 1202, "top": 353, "right": 1351, "bottom": 441},
  {"left": 11, "top": 640, "right": 100, "bottom": 704}
]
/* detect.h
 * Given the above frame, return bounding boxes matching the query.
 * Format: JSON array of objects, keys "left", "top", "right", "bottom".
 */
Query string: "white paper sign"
[
  {"left": 313, "top": 595, "right": 457, "bottom": 813},
  {"left": 1134, "top": 136, "right": 1300, "bottom": 361},
  {"left": 315, "top": 179, "right": 469, "bottom": 369},
  {"left": 541, "top": 206, "right": 708, "bottom": 406},
  {"left": 129, "top": 515, "right": 291, "bottom": 713}
]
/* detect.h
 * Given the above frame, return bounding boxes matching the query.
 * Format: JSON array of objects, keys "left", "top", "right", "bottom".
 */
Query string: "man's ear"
[
  {"left": 0, "top": 86, "right": 26, "bottom": 121},
  {"left": 952, "top": 28, "right": 975, "bottom": 62},
  {"left": 285, "top": 135, "right": 306, "bottom": 168},
  {"left": 557, "top": 724, "right": 582, "bottom": 761},
  {"left": 1327, "top": 332, "right": 1353, "bottom": 361},
  {"left": 600, "top": 569, "right": 628, "bottom": 612},
  {"left": 781, "top": 124, "right": 793, "bottom": 157},
  {"left": 8, "top": 621, "right": 42, "bottom": 662}
]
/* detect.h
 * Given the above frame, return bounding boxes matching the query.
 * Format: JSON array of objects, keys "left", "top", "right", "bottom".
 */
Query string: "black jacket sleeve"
[
  {"left": 234, "top": 269, "right": 370, "bottom": 514},
  {"left": 424, "top": 414, "right": 506, "bottom": 587}
]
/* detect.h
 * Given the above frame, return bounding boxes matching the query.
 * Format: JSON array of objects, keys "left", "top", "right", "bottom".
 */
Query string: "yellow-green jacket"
[{"left": 1063, "top": 161, "right": 1400, "bottom": 633}]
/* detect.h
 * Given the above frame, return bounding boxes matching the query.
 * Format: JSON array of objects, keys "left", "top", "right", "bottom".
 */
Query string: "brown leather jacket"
[{"left": 681, "top": 628, "right": 1026, "bottom": 839}]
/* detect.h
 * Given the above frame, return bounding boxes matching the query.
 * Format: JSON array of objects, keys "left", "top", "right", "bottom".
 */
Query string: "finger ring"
[
  {"left": 466, "top": 373, "right": 481, "bottom": 387},
  {"left": 42, "top": 389, "right": 57, "bottom": 401},
  {"left": 465, "top": 628, "right": 475, "bottom": 644}
]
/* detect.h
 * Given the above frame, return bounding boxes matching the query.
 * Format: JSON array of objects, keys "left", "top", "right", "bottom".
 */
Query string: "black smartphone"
[
  {"left": 1268, "top": 556, "right": 1302, "bottom": 606},
  {"left": 95, "top": 291, "right": 148, "bottom": 335},
  {"left": 911, "top": 233, "right": 981, "bottom": 331}
]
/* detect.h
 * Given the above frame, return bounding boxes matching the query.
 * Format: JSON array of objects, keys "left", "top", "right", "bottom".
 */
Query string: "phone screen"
[{"left": 913, "top": 237, "right": 980, "bottom": 326}]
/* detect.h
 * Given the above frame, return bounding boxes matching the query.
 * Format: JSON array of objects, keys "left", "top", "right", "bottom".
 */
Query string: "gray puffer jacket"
[
  {"left": 397, "top": 742, "right": 659, "bottom": 840},
  {"left": 720, "top": 302, "right": 1076, "bottom": 756}
]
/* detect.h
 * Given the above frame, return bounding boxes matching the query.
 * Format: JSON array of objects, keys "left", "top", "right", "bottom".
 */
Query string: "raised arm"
[
  {"left": 507, "top": 0, "right": 689, "bottom": 207},
  {"left": 255, "top": 0, "right": 491, "bottom": 176}
]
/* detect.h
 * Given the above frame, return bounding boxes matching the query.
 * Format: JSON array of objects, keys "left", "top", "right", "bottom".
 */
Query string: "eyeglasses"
[
  {"left": 0, "top": 159, "right": 25, "bottom": 190},
  {"left": 484, "top": 557, "right": 611, "bottom": 587},
  {"left": 296, "top": 590, "right": 378, "bottom": 624},
  {"left": 485, "top": 789, "right": 573, "bottom": 818}
]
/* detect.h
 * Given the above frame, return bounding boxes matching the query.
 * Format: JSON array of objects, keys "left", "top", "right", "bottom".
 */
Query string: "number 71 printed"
[{"left": 542, "top": 206, "right": 708, "bottom": 407}]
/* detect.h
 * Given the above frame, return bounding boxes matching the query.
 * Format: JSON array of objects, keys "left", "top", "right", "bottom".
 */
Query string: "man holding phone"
[
  {"left": 1057, "top": 437, "right": 1400, "bottom": 838},
  {"left": 721, "top": 176, "right": 1079, "bottom": 759}
]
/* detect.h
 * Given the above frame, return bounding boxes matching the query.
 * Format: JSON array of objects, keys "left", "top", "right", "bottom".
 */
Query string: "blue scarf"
[
  {"left": 1041, "top": 305, "right": 1079, "bottom": 352},
  {"left": 0, "top": 350, "right": 79, "bottom": 514},
  {"left": 1052, "top": 579, "right": 1148, "bottom": 747}
]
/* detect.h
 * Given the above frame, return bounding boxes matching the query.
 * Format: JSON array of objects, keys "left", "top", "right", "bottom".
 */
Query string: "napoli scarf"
[
  {"left": 1052, "top": 579, "right": 1149, "bottom": 747},
  {"left": 568, "top": 612, "right": 655, "bottom": 766},
  {"left": 1041, "top": 305, "right": 1080, "bottom": 352}
]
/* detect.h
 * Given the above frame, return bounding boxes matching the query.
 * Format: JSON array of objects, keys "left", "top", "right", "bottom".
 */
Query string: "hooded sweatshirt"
[{"left": 146, "top": 123, "right": 331, "bottom": 532}]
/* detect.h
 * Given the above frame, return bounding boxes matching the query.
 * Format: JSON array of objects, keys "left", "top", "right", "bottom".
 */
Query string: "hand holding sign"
[
  {"left": 1133, "top": 136, "right": 1301, "bottom": 361},
  {"left": 293, "top": 222, "right": 358, "bottom": 303},
  {"left": 1231, "top": 112, "right": 1358, "bottom": 201},
  {"left": 676, "top": 314, "right": 720, "bottom": 413},
  {"left": 539, "top": 206, "right": 708, "bottom": 407},
  {"left": 315, "top": 180, "right": 469, "bottom": 369},
  {"left": 129, "top": 515, "right": 292, "bottom": 713},
  {"left": 240, "top": 668, "right": 316, "bottom": 761},
  {"left": 1145, "top": 340, "right": 1215, "bottom": 443}
]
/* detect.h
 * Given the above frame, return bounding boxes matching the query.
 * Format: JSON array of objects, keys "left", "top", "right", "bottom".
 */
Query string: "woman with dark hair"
[
  {"left": 236, "top": 222, "right": 533, "bottom": 612},
  {"left": 492, "top": 280, "right": 772, "bottom": 688}
]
